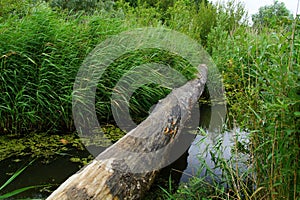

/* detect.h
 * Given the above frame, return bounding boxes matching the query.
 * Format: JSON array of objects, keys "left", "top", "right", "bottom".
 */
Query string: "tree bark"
[{"left": 46, "top": 64, "right": 207, "bottom": 200}]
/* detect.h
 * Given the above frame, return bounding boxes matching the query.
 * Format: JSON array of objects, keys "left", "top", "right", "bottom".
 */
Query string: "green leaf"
[
  {"left": 0, "top": 185, "right": 46, "bottom": 199},
  {"left": 0, "top": 159, "right": 35, "bottom": 191},
  {"left": 294, "top": 112, "right": 300, "bottom": 117}
]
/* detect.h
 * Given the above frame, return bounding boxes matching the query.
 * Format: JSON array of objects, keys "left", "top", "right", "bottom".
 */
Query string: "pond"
[{"left": 0, "top": 103, "right": 249, "bottom": 199}]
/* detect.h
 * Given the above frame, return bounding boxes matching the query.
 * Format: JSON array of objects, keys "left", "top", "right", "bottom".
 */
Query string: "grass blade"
[
  {"left": 0, "top": 185, "right": 48, "bottom": 199},
  {"left": 0, "top": 159, "right": 35, "bottom": 191}
]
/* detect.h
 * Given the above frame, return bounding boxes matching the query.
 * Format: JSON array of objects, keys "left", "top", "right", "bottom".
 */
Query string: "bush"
[
  {"left": 49, "top": 0, "right": 115, "bottom": 14},
  {"left": 252, "top": 0, "right": 293, "bottom": 30}
]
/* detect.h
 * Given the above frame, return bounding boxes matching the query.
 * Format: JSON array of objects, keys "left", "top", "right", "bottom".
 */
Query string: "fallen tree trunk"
[{"left": 47, "top": 64, "right": 207, "bottom": 200}]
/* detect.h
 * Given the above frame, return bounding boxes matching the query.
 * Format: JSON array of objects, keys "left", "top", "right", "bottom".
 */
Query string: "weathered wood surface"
[{"left": 46, "top": 64, "right": 207, "bottom": 200}]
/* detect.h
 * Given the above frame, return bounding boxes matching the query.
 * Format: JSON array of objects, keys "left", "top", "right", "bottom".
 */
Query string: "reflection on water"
[
  {"left": 180, "top": 103, "right": 249, "bottom": 184},
  {"left": 0, "top": 103, "right": 249, "bottom": 199},
  {"left": 0, "top": 148, "right": 96, "bottom": 199},
  {"left": 180, "top": 129, "right": 249, "bottom": 183}
]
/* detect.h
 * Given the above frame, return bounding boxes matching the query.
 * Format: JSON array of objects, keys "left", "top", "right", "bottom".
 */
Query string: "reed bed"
[{"left": 0, "top": 0, "right": 298, "bottom": 199}]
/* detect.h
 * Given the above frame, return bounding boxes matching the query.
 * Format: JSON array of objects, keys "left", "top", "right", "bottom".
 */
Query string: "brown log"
[{"left": 46, "top": 64, "right": 207, "bottom": 200}]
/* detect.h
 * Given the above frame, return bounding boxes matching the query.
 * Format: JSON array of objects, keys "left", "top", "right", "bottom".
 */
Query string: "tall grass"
[
  {"left": 97, "top": 48, "right": 197, "bottom": 123},
  {"left": 159, "top": 128, "right": 259, "bottom": 200},
  {"left": 0, "top": 0, "right": 299, "bottom": 198},
  {"left": 0, "top": 1, "right": 199, "bottom": 134},
  {"left": 144, "top": 1, "right": 298, "bottom": 199},
  {"left": 206, "top": 10, "right": 299, "bottom": 199},
  {"left": 0, "top": 3, "right": 126, "bottom": 134}
]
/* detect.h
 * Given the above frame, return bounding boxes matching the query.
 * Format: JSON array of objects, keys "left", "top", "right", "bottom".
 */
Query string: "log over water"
[{"left": 46, "top": 64, "right": 207, "bottom": 200}]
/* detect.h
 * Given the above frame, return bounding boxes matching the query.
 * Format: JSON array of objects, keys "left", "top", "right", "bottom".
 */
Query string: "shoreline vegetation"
[{"left": 0, "top": 0, "right": 299, "bottom": 199}]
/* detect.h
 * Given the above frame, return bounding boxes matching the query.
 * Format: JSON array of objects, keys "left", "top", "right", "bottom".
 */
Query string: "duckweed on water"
[
  {"left": 0, "top": 133, "right": 84, "bottom": 162},
  {"left": 0, "top": 124, "right": 125, "bottom": 163}
]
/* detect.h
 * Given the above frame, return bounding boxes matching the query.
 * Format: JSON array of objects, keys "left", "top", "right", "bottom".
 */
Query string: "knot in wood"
[{"left": 163, "top": 104, "right": 181, "bottom": 138}]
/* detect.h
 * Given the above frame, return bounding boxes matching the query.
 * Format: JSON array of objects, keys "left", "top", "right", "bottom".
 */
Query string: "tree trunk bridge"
[{"left": 47, "top": 65, "right": 207, "bottom": 200}]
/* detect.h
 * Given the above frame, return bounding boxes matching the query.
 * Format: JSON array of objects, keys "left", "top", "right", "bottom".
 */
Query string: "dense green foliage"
[
  {"left": 49, "top": 0, "right": 115, "bottom": 13},
  {"left": 252, "top": 0, "right": 293, "bottom": 29},
  {"left": 0, "top": 0, "right": 299, "bottom": 199},
  {"left": 209, "top": 12, "right": 299, "bottom": 200},
  {"left": 0, "top": 4, "right": 127, "bottom": 134}
]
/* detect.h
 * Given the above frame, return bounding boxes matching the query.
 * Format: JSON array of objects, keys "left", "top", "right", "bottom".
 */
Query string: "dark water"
[
  {"left": 0, "top": 148, "right": 93, "bottom": 199},
  {"left": 0, "top": 103, "right": 248, "bottom": 199}
]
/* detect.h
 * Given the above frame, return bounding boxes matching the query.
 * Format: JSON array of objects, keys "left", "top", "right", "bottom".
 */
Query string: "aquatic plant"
[{"left": 0, "top": 159, "right": 50, "bottom": 199}]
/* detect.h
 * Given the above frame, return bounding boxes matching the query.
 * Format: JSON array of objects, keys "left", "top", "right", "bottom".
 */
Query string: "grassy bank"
[{"left": 0, "top": 0, "right": 299, "bottom": 199}]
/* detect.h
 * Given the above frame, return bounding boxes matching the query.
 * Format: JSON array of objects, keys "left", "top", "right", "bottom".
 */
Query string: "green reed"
[
  {"left": 0, "top": 0, "right": 298, "bottom": 199},
  {"left": 0, "top": 2, "right": 198, "bottom": 134},
  {"left": 207, "top": 12, "right": 299, "bottom": 199},
  {"left": 154, "top": 1, "right": 298, "bottom": 198},
  {"left": 0, "top": 4, "right": 125, "bottom": 134}
]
